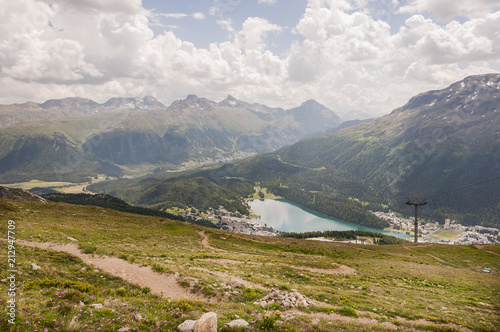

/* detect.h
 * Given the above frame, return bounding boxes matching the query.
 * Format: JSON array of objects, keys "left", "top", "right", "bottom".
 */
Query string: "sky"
[{"left": 1, "top": 0, "right": 499, "bottom": 116}]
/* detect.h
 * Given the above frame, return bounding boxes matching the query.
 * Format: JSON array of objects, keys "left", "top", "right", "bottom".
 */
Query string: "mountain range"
[
  {"left": 89, "top": 74, "right": 500, "bottom": 228},
  {"left": 0, "top": 95, "right": 340, "bottom": 182}
]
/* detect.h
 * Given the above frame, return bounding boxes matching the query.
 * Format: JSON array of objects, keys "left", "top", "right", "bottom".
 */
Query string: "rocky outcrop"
[{"left": 253, "top": 289, "right": 314, "bottom": 308}]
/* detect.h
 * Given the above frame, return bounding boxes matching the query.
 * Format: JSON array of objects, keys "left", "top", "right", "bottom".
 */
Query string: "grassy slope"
[{"left": 0, "top": 199, "right": 499, "bottom": 331}]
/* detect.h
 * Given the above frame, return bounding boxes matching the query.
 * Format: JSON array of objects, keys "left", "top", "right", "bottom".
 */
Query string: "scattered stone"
[
  {"left": 194, "top": 312, "right": 217, "bottom": 332},
  {"left": 67, "top": 236, "right": 78, "bottom": 242},
  {"left": 297, "top": 300, "right": 308, "bottom": 308},
  {"left": 178, "top": 320, "right": 197, "bottom": 332},
  {"left": 253, "top": 289, "right": 314, "bottom": 308},
  {"left": 135, "top": 313, "right": 143, "bottom": 321},
  {"left": 31, "top": 263, "right": 41, "bottom": 270},
  {"left": 224, "top": 319, "right": 249, "bottom": 328},
  {"left": 90, "top": 303, "right": 103, "bottom": 309},
  {"left": 117, "top": 328, "right": 130, "bottom": 332}
]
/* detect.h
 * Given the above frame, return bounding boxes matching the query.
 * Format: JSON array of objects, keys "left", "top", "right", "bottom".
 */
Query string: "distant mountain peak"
[
  {"left": 143, "top": 95, "right": 158, "bottom": 103},
  {"left": 140, "top": 96, "right": 166, "bottom": 109},
  {"left": 301, "top": 99, "right": 323, "bottom": 107},
  {"left": 41, "top": 97, "right": 99, "bottom": 109},
  {"left": 219, "top": 95, "right": 244, "bottom": 107},
  {"left": 186, "top": 94, "right": 199, "bottom": 100},
  {"left": 169, "top": 94, "right": 216, "bottom": 111},
  {"left": 287, "top": 99, "right": 341, "bottom": 134},
  {"left": 102, "top": 96, "right": 166, "bottom": 110}
]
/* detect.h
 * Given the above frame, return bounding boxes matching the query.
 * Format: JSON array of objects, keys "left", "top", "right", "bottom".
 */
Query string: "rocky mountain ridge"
[
  {"left": 0, "top": 94, "right": 341, "bottom": 182},
  {"left": 0, "top": 96, "right": 165, "bottom": 128}
]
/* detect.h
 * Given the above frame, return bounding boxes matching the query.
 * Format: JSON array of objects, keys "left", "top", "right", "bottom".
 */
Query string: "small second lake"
[{"left": 248, "top": 199, "right": 408, "bottom": 238}]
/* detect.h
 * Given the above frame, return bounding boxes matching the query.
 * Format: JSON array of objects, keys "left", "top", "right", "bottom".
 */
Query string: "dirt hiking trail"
[{"left": 17, "top": 240, "right": 207, "bottom": 302}]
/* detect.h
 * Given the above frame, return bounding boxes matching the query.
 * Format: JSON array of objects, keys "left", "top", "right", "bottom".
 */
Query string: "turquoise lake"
[{"left": 248, "top": 199, "right": 409, "bottom": 238}]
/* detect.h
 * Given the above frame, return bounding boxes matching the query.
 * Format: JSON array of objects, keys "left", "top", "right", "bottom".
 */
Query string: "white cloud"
[
  {"left": 258, "top": 0, "right": 278, "bottom": 4},
  {"left": 216, "top": 19, "right": 235, "bottom": 33},
  {"left": 0, "top": 0, "right": 102, "bottom": 83},
  {"left": 60, "top": 0, "right": 143, "bottom": 14},
  {"left": 283, "top": 0, "right": 500, "bottom": 112},
  {"left": 236, "top": 17, "right": 283, "bottom": 51},
  {"left": 134, "top": 31, "right": 286, "bottom": 103},
  {"left": 1, "top": 36, "right": 102, "bottom": 82},
  {"left": 400, "top": 0, "right": 500, "bottom": 18},
  {"left": 0, "top": 0, "right": 498, "bottom": 116},
  {"left": 192, "top": 12, "right": 205, "bottom": 20},
  {"left": 160, "top": 13, "right": 189, "bottom": 19}
]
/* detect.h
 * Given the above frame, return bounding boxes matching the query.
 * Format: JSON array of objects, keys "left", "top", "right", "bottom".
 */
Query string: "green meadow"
[{"left": 0, "top": 198, "right": 498, "bottom": 331}]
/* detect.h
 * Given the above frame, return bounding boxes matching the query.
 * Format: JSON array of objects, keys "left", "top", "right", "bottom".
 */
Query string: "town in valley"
[{"left": 182, "top": 204, "right": 500, "bottom": 245}]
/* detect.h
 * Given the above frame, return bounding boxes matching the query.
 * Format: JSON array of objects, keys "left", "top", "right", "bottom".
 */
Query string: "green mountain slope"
[
  {"left": 0, "top": 132, "right": 99, "bottom": 182},
  {"left": 259, "top": 74, "right": 500, "bottom": 227}
]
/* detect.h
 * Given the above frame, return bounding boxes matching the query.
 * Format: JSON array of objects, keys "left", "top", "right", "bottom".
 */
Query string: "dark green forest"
[{"left": 88, "top": 176, "right": 254, "bottom": 214}]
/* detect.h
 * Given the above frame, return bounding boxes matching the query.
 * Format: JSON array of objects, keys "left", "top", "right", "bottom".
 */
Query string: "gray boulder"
[
  {"left": 178, "top": 320, "right": 197, "bottom": 332},
  {"left": 224, "top": 319, "right": 249, "bottom": 328},
  {"left": 194, "top": 312, "right": 217, "bottom": 332}
]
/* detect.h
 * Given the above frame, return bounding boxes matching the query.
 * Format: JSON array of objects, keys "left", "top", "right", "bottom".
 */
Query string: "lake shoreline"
[{"left": 249, "top": 199, "right": 410, "bottom": 238}]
